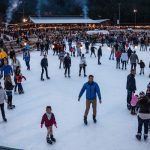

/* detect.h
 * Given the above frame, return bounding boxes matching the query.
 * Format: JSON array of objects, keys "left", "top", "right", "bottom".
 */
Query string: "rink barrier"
[{"left": 0, "top": 146, "right": 23, "bottom": 150}]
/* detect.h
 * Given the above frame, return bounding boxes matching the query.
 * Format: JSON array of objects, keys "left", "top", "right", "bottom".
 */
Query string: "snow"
[{"left": 0, "top": 43, "right": 150, "bottom": 150}]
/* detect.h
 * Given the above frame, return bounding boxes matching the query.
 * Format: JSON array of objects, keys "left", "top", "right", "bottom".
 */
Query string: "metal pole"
[{"left": 118, "top": 3, "right": 121, "bottom": 26}]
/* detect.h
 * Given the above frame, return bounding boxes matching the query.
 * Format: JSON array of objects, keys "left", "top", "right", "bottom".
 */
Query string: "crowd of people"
[{"left": 0, "top": 28, "right": 150, "bottom": 144}]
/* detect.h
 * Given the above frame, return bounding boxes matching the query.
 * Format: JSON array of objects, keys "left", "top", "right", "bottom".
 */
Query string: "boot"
[
  {"left": 50, "top": 135, "right": 56, "bottom": 142},
  {"left": 3, "top": 118, "right": 7, "bottom": 122},
  {"left": 93, "top": 115, "right": 97, "bottom": 123},
  {"left": 84, "top": 116, "right": 88, "bottom": 125},
  {"left": 47, "top": 77, "right": 50, "bottom": 80},
  {"left": 136, "top": 134, "right": 141, "bottom": 141},
  {"left": 47, "top": 137, "right": 52, "bottom": 144},
  {"left": 144, "top": 134, "right": 148, "bottom": 141}
]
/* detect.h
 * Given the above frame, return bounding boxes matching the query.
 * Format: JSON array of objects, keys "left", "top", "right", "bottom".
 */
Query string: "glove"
[
  {"left": 54, "top": 124, "right": 57, "bottom": 128},
  {"left": 78, "top": 97, "right": 80, "bottom": 101},
  {"left": 41, "top": 124, "right": 43, "bottom": 128}
]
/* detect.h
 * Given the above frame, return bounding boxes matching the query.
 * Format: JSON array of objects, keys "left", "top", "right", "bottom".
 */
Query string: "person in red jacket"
[
  {"left": 41, "top": 106, "right": 57, "bottom": 144},
  {"left": 115, "top": 50, "right": 121, "bottom": 69},
  {"left": 15, "top": 71, "right": 26, "bottom": 94}
]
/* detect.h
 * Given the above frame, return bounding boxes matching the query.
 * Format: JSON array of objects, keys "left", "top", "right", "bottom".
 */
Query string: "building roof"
[{"left": 29, "top": 17, "right": 109, "bottom": 24}]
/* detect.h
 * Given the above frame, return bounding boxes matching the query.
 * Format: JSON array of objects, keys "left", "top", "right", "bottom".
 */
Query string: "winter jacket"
[
  {"left": 0, "top": 88, "right": 7, "bottom": 104},
  {"left": 9, "top": 50, "right": 16, "bottom": 59},
  {"left": 4, "top": 81, "right": 14, "bottom": 91},
  {"left": 115, "top": 51, "right": 121, "bottom": 59},
  {"left": 0, "top": 51, "right": 8, "bottom": 59},
  {"left": 64, "top": 56, "right": 71, "bottom": 67},
  {"left": 41, "top": 58, "right": 48, "bottom": 67},
  {"left": 1, "top": 65, "right": 13, "bottom": 77},
  {"left": 131, "top": 93, "right": 138, "bottom": 107},
  {"left": 16, "top": 74, "right": 26, "bottom": 83},
  {"left": 79, "top": 81, "right": 101, "bottom": 101},
  {"left": 126, "top": 74, "right": 136, "bottom": 91},
  {"left": 41, "top": 113, "right": 56, "bottom": 128},
  {"left": 130, "top": 53, "right": 139, "bottom": 64},
  {"left": 80, "top": 57, "right": 87, "bottom": 65},
  {"left": 59, "top": 51, "right": 66, "bottom": 60},
  {"left": 121, "top": 52, "right": 128, "bottom": 61},
  {"left": 137, "top": 96, "right": 150, "bottom": 114},
  {"left": 138, "top": 61, "right": 145, "bottom": 68},
  {"left": 127, "top": 48, "right": 132, "bottom": 58}
]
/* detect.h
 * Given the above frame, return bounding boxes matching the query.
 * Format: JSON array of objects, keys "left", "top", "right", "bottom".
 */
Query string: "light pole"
[
  {"left": 133, "top": 9, "right": 138, "bottom": 27},
  {"left": 118, "top": 3, "right": 121, "bottom": 26}
]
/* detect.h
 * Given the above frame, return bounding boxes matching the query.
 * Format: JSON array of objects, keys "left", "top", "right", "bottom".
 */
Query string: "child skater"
[
  {"left": 15, "top": 70, "right": 26, "bottom": 94},
  {"left": 130, "top": 93, "right": 138, "bottom": 115},
  {"left": 41, "top": 106, "right": 57, "bottom": 144}
]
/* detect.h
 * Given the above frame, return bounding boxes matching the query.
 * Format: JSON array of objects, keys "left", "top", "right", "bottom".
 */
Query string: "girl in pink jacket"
[
  {"left": 41, "top": 106, "right": 57, "bottom": 144},
  {"left": 130, "top": 93, "right": 138, "bottom": 115}
]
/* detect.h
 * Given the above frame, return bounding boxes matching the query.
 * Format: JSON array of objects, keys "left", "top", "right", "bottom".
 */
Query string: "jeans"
[
  {"left": 90, "top": 51, "right": 96, "bottom": 57},
  {"left": 84, "top": 100, "right": 97, "bottom": 117},
  {"left": 122, "top": 61, "right": 127, "bottom": 70},
  {"left": 79, "top": 66, "right": 86, "bottom": 76},
  {"left": 131, "top": 63, "right": 136, "bottom": 71},
  {"left": 25, "top": 61, "right": 30, "bottom": 70},
  {"left": 0, "top": 103, "right": 6, "bottom": 120},
  {"left": 137, "top": 116, "right": 149, "bottom": 135},
  {"left": 127, "top": 90, "right": 132, "bottom": 109},
  {"left": 98, "top": 56, "right": 101, "bottom": 64},
  {"left": 41, "top": 67, "right": 49, "bottom": 79},
  {"left": 18, "top": 83, "right": 23, "bottom": 93},
  {"left": 116, "top": 58, "right": 120, "bottom": 69},
  {"left": 140, "top": 68, "right": 144, "bottom": 75},
  {"left": 65, "top": 66, "right": 70, "bottom": 76}
]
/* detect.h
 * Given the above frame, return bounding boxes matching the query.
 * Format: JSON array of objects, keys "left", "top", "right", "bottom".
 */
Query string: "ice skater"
[
  {"left": 78, "top": 75, "right": 102, "bottom": 125},
  {"left": 0, "top": 82, "right": 7, "bottom": 122},
  {"left": 41, "top": 55, "right": 50, "bottom": 81},
  {"left": 41, "top": 106, "right": 57, "bottom": 144}
]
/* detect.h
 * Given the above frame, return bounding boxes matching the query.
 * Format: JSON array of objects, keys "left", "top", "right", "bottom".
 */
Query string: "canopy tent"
[{"left": 29, "top": 17, "right": 109, "bottom": 24}]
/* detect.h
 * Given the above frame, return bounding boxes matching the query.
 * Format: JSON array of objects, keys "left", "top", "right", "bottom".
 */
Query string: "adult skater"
[
  {"left": 41, "top": 55, "right": 50, "bottom": 81},
  {"left": 121, "top": 50, "right": 128, "bottom": 70},
  {"left": 126, "top": 69, "right": 136, "bottom": 110},
  {"left": 97, "top": 46, "right": 102, "bottom": 65},
  {"left": 79, "top": 54, "right": 87, "bottom": 77},
  {"left": 64, "top": 53, "right": 71, "bottom": 78},
  {"left": 58, "top": 51, "right": 66, "bottom": 69},
  {"left": 130, "top": 51, "right": 139, "bottom": 73},
  {"left": 90, "top": 44, "right": 96, "bottom": 57},
  {"left": 136, "top": 92, "right": 150, "bottom": 141},
  {"left": 23, "top": 50, "right": 30, "bottom": 70},
  {"left": 78, "top": 75, "right": 102, "bottom": 125},
  {"left": 0, "top": 82, "right": 7, "bottom": 122}
]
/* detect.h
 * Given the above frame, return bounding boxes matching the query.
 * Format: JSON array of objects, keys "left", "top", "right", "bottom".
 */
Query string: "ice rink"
[{"left": 0, "top": 44, "right": 150, "bottom": 150}]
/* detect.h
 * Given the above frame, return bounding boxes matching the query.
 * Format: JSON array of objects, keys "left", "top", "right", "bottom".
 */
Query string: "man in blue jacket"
[{"left": 78, "top": 75, "right": 102, "bottom": 125}]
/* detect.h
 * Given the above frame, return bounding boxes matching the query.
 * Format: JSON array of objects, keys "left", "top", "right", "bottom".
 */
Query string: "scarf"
[{"left": 46, "top": 112, "right": 52, "bottom": 120}]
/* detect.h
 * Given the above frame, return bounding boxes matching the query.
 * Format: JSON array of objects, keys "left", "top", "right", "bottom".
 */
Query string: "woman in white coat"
[{"left": 121, "top": 50, "right": 128, "bottom": 70}]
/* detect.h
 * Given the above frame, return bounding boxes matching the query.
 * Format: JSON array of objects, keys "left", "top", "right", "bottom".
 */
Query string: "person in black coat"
[
  {"left": 127, "top": 48, "right": 132, "bottom": 63},
  {"left": 64, "top": 53, "right": 71, "bottom": 78},
  {"left": 126, "top": 69, "right": 136, "bottom": 110},
  {"left": 41, "top": 55, "right": 50, "bottom": 81},
  {"left": 9, "top": 48, "right": 16, "bottom": 60},
  {"left": 136, "top": 92, "right": 150, "bottom": 141},
  {"left": 97, "top": 46, "right": 102, "bottom": 65},
  {"left": 138, "top": 60, "right": 145, "bottom": 75}
]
